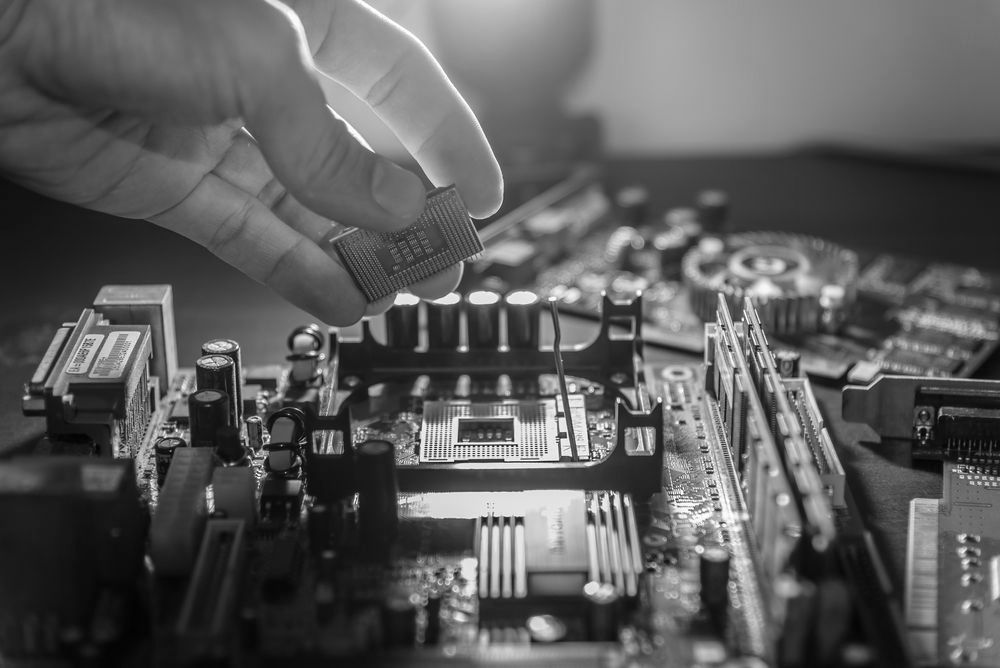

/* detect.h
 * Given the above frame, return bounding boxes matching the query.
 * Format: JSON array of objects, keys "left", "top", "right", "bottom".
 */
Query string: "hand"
[{"left": 0, "top": 0, "right": 502, "bottom": 324}]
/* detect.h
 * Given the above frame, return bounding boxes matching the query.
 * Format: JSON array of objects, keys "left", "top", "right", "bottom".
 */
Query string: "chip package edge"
[{"left": 332, "top": 186, "right": 483, "bottom": 302}]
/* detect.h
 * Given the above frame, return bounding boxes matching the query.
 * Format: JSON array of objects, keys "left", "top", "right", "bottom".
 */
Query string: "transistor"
[{"left": 331, "top": 186, "right": 483, "bottom": 302}]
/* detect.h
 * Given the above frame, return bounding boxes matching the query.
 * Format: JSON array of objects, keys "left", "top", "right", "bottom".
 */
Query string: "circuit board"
[
  {"left": 3, "top": 285, "right": 910, "bottom": 666},
  {"left": 467, "top": 169, "right": 1000, "bottom": 383}
]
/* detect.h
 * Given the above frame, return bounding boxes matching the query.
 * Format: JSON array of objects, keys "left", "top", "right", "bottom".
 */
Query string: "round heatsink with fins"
[{"left": 681, "top": 231, "right": 859, "bottom": 336}]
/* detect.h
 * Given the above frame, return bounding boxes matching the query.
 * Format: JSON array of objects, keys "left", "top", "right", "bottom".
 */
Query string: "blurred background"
[{"left": 327, "top": 0, "right": 1000, "bottom": 158}]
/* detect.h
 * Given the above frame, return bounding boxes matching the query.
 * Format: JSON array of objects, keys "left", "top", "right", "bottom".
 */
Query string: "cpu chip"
[{"left": 332, "top": 186, "right": 483, "bottom": 302}]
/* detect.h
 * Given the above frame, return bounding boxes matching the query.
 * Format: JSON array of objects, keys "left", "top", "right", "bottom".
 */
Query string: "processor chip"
[{"left": 332, "top": 186, "right": 483, "bottom": 302}]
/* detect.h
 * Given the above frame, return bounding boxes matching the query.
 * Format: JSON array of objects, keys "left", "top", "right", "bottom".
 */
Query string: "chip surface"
[{"left": 332, "top": 186, "right": 483, "bottom": 302}]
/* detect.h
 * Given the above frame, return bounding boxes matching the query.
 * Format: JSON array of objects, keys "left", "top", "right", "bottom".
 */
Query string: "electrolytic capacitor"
[
  {"left": 195, "top": 354, "right": 239, "bottom": 426},
  {"left": 615, "top": 185, "right": 650, "bottom": 225},
  {"left": 652, "top": 226, "right": 691, "bottom": 279},
  {"left": 465, "top": 290, "right": 501, "bottom": 350},
  {"left": 504, "top": 290, "right": 541, "bottom": 349},
  {"left": 699, "top": 544, "right": 731, "bottom": 632},
  {"left": 188, "top": 389, "right": 231, "bottom": 448},
  {"left": 245, "top": 415, "right": 265, "bottom": 452},
  {"left": 695, "top": 189, "right": 730, "bottom": 234},
  {"left": 200, "top": 339, "right": 244, "bottom": 421},
  {"left": 214, "top": 425, "right": 247, "bottom": 466},
  {"left": 426, "top": 292, "right": 462, "bottom": 350},
  {"left": 154, "top": 436, "right": 186, "bottom": 486},
  {"left": 583, "top": 581, "right": 621, "bottom": 641},
  {"left": 385, "top": 292, "right": 421, "bottom": 349},
  {"left": 356, "top": 440, "right": 399, "bottom": 550}
]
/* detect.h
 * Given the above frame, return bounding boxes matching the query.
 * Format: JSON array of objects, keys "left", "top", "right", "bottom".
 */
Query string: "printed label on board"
[
  {"left": 64, "top": 333, "right": 105, "bottom": 375},
  {"left": 89, "top": 331, "right": 139, "bottom": 379}
]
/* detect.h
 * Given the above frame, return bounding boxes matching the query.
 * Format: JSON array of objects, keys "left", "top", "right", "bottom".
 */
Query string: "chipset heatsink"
[{"left": 420, "top": 399, "right": 570, "bottom": 463}]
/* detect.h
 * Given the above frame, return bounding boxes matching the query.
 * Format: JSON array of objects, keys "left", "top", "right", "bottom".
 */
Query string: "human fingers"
[{"left": 287, "top": 0, "right": 503, "bottom": 219}]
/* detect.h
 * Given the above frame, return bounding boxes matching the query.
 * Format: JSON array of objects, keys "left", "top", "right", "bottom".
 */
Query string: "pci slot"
[{"left": 175, "top": 519, "right": 246, "bottom": 659}]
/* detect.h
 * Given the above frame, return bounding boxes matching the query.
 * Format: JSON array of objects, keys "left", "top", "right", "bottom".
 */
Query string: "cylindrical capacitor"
[
  {"left": 426, "top": 292, "right": 462, "bottom": 350},
  {"left": 699, "top": 545, "right": 731, "bottom": 632},
  {"left": 214, "top": 425, "right": 247, "bottom": 465},
  {"left": 356, "top": 440, "right": 399, "bottom": 548},
  {"left": 504, "top": 290, "right": 541, "bottom": 349},
  {"left": 615, "top": 185, "right": 649, "bottom": 225},
  {"left": 385, "top": 292, "right": 421, "bottom": 349},
  {"left": 605, "top": 226, "right": 646, "bottom": 274},
  {"left": 774, "top": 349, "right": 802, "bottom": 378},
  {"left": 154, "top": 436, "right": 186, "bottom": 486},
  {"left": 188, "top": 389, "right": 231, "bottom": 448},
  {"left": 200, "top": 339, "right": 243, "bottom": 421},
  {"left": 195, "top": 354, "right": 239, "bottom": 427},
  {"left": 652, "top": 226, "right": 691, "bottom": 279},
  {"left": 381, "top": 593, "right": 418, "bottom": 647},
  {"left": 695, "top": 189, "right": 730, "bottom": 234},
  {"left": 245, "top": 415, "right": 265, "bottom": 452},
  {"left": 583, "top": 581, "right": 621, "bottom": 641},
  {"left": 465, "top": 290, "right": 502, "bottom": 350}
]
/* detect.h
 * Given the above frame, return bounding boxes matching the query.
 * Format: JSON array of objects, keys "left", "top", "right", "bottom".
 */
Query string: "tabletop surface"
[{"left": 2, "top": 149, "right": 998, "bottom": 596}]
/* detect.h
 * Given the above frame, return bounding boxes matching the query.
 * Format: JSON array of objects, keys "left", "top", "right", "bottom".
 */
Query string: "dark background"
[{"left": 2, "top": 150, "right": 999, "bottom": 593}]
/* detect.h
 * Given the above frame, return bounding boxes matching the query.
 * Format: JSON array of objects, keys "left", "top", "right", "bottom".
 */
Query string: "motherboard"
[
  {"left": 1, "top": 284, "right": 910, "bottom": 666},
  {"left": 467, "top": 167, "right": 1000, "bottom": 383}
]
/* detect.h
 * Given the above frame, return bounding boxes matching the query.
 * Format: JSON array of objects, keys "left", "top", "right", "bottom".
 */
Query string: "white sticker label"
[
  {"left": 64, "top": 333, "right": 104, "bottom": 375},
  {"left": 89, "top": 331, "right": 140, "bottom": 379}
]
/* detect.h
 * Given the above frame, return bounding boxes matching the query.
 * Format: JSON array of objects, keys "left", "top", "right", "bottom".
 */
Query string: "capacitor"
[
  {"left": 154, "top": 436, "right": 186, "bottom": 486},
  {"left": 615, "top": 185, "right": 650, "bottom": 225},
  {"left": 214, "top": 425, "right": 247, "bottom": 466},
  {"left": 699, "top": 544, "right": 731, "bottom": 632},
  {"left": 424, "top": 592, "right": 443, "bottom": 645},
  {"left": 200, "top": 338, "right": 244, "bottom": 422},
  {"left": 426, "top": 292, "right": 462, "bottom": 350},
  {"left": 504, "top": 290, "right": 541, "bottom": 349},
  {"left": 652, "top": 225, "right": 691, "bottom": 279},
  {"left": 819, "top": 283, "right": 848, "bottom": 334},
  {"left": 356, "top": 439, "right": 399, "bottom": 550},
  {"left": 245, "top": 415, "right": 265, "bottom": 452},
  {"left": 385, "top": 292, "right": 421, "bottom": 349},
  {"left": 774, "top": 349, "right": 801, "bottom": 378},
  {"left": 195, "top": 354, "right": 239, "bottom": 426},
  {"left": 583, "top": 581, "right": 621, "bottom": 641},
  {"left": 664, "top": 207, "right": 702, "bottom": 239},
  {"left": 465, "top": 290, "right": 501, "bottom": 349},
  {"left": 287, "top": 323, "right": 325, "bottom": 355},
  {"left": 695, "top": 189, "right": 730, "bottom": 234},
  {"left": 188, "top": 389, "right": 231, "bottom": 448},
  {"left": 381, "top": 593, "right": 418, "bottom": 647}
]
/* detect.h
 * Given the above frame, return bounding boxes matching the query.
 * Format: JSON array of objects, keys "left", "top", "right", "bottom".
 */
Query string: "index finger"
[{"left": 287, "top": 0, "right": 503, "bottom": 219}]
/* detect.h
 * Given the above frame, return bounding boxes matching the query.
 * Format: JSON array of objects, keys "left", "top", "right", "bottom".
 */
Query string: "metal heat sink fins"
[{"left": 332, "top": 186, "right": 483, "bottom": 302}]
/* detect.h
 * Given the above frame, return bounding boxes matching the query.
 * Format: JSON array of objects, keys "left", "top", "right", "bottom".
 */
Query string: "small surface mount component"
[
  {"left": 8, "top": 284, "right": 912, "bottom": 666},
  {"left": 332, "top": 185, "right": 484, "bottom": 302}
]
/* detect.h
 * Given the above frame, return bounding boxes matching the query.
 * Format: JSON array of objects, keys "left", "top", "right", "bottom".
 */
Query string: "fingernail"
[{"left": 372, "top": 161, "right": 425, "bottom": 222}]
